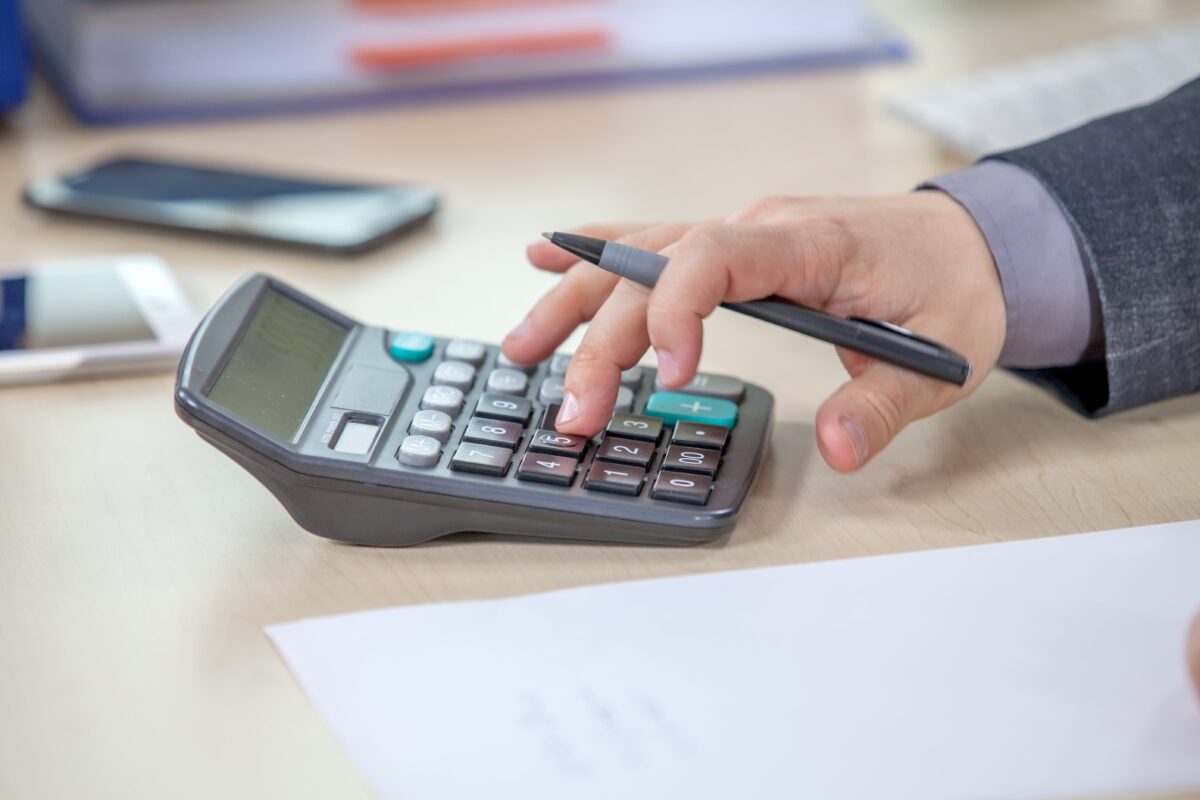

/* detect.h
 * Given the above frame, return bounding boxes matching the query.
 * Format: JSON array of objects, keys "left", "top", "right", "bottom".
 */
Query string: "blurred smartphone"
[
  {"left": 0, "top": 254, "right": 196, "bottom": 385},
  {"left": 24, "top": 155, "right": 439, "bottom": 256}
]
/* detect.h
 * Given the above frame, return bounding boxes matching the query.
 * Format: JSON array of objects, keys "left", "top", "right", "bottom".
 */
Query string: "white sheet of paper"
[{"left": 268, "top": 522, "right": 1200, "bottom": 800}]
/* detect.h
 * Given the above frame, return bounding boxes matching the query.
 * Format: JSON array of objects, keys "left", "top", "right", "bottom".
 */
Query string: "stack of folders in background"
[{"left": 22, "top": 0, "right": 906, "bottom": 125}]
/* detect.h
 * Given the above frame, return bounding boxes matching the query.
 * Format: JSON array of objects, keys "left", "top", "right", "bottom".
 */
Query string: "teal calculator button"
[
  {"left": 389, "top": 332, "right": 436, "bottom": 363},
  {"left": 644, "top": 391, "right": 738, "bottom": 429}
]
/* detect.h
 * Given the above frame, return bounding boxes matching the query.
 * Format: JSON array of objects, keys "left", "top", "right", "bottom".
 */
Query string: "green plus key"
[{"left": 644, "top": 391, "right": 738, "bottom": 429}]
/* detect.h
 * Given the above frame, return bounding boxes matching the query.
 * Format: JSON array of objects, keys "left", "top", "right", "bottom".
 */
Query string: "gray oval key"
[
  {"left": 408, "top": 409, "right": 453, "bottom": 442},
  {"left": 654, "top": 372, "right": 744, "bottom": 401},
  {"left": 433, "top": 360, "right": 476, "bottom": 392},
  {"left": 420, "top": 385, "right": 464, "bottom": 416},
  {"left": 549, "top": 353, "right": 573, "bottom": 376},
  {"left": 620, "top": 366, "right": 644, "bottom": 389},
  {"left": 398, "top": 435, "right": 441, "bottom": 468},
  {"left": 487, "top": 368, "right": 528, "bottom": 396},
  {"left": 539, "top": 376, "right": 565, "bottom": 405},
  {"left": 444, "top": 340, "right": 486, "bottom": 366},
  {"left": 496, "top": 353, "right": 538, "bottom": 375},
  {"left": 614, "top": 385, "right": 634, "bottom": 413}
]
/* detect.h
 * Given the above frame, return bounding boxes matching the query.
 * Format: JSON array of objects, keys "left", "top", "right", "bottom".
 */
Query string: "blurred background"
[{"left": 3, "top": 4, "right": 1200, "bottom": 798}]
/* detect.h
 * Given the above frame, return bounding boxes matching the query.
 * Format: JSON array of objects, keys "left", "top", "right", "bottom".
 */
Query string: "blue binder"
[{"left": 0, "top": 0, "right": 27, "bottom": 112}]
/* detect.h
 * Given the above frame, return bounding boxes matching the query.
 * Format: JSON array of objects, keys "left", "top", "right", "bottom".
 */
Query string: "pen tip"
[{"left": 540, "top": 232, "right": 554, "bottom": 241}]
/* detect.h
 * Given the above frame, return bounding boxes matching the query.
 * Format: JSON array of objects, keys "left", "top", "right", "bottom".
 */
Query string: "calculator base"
[{"left": 197, "top": 424, "right": 738, "bottom": 547}]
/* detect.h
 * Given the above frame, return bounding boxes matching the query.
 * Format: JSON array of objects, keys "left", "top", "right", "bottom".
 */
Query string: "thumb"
[{"left": 815, "top": 363, "right": 939, "bottom": 472}]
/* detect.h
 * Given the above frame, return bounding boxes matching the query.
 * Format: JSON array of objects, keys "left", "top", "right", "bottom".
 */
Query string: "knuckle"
[
  {"left": 678, "top": 221, "right": 728, "bottom": 254},
  {"left": 859, "top": 384, "right": 908, "bottom": 441},
  {"left": 729, "top": 194, "right": 796, "bottom": 222}
]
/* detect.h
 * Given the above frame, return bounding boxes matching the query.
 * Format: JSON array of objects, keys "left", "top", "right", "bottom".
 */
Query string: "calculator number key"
[
  {"left": 475, "top": 393, "right": 532, "bottom": 423},
  {"left": 651, "top": 471, "right": 713, "bottom": 505},
  {"left": 594, "top": 436, "right": 654, "bottom": 468},
  {"left": 582, "top": 463, "right": 645, "bottom": 496},
  {"left": 449, "top": 443, "right": 512, "bottom": 477},
  {"left": 516, "top": 453, "right": 577, "bottom": 486},
  {"left": 463, "top": 417, "right": 522, "bottom": 449},
  {"left": 662, "top": 445, "right": 719, "bottom": 477},
  {"left": 528, "top": 429, "right": 589, "bottom": 459},
  {"left": 606, "top": 413, "right": 662, "bottom": 442}
]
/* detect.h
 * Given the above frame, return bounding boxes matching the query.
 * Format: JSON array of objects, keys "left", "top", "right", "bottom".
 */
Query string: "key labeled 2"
[{"left": 595, "top": 436, "right": 654, "bottom": 468}]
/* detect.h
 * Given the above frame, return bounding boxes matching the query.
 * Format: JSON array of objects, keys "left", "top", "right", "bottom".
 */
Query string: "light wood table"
[{"left": 2, "top": 2, "right": 1199, "bottom": 798}]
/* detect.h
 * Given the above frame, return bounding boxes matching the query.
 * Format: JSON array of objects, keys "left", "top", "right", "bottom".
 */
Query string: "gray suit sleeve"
[{"left": 986, "top": 76, "right": 1200, "bottom": 417}]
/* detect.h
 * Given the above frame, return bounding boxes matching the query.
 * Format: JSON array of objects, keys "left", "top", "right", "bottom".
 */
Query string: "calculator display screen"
[{"left": 207, "top": 290, "right": 348, "bottom": 441}]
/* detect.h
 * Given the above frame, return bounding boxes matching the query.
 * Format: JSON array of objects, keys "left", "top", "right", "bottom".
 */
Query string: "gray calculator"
[{"left": 174, "top": 274, "right": 774, "bottom": 546}]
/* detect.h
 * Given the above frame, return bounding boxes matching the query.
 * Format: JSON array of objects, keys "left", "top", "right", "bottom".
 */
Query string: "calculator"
[{"left": 174, "top": 274, "right": 775, "bottom": 546}]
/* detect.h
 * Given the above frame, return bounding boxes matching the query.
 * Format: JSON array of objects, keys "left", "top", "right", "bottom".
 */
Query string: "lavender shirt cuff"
[{"left": 923, "top": 160, "right": 1098, "bottom": 368}]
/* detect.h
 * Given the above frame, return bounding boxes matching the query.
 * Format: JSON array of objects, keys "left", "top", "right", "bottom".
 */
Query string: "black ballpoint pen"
[{"left": 542, "top": 231, "right": 972, "bottom": 386}]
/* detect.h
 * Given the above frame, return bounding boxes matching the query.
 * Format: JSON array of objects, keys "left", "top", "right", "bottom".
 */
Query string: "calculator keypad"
[{"left": 389, "top": 349, "right": 742, "bottom": 509}]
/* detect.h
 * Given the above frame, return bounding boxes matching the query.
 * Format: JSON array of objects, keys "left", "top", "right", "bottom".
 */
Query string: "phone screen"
[
  {"left": 0, "top": 266, "right": 155, "bottom": 351},
  {"left": 30, "top": 157, "right": 438, "bottom": 253}
]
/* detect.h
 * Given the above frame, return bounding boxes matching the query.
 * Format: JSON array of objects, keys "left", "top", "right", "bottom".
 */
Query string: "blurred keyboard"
[{"left": 889, "top": 17, "right": 1200, "bottom": 157}]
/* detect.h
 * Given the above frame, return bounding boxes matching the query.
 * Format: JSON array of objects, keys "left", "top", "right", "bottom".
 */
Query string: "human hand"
[{"left": 501, "top": 193, "right": 1006, "bottom": 472}]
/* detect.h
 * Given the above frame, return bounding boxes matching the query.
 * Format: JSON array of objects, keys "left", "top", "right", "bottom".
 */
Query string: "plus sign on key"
[{"left": 644, "top": 391, "right": 738, "bottom": 429}]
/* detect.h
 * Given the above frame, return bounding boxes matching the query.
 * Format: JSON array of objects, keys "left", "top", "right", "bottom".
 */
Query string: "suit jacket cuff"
[{"left": 922, "top": 160, "right": 1099, "bottom": 368}]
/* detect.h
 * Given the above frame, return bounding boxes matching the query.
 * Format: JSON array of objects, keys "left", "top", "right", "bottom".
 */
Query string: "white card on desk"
[{"left": 267, "top": 522, "right": 1200, "bottom": 800}]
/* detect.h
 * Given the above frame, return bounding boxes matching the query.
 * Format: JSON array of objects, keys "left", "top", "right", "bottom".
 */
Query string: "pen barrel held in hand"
[
  {"left": 723, "top": 299, "right": 971, "bottom": 386},
  {"left": 601, "top": 241, "right": 669, "bottom": 287}
]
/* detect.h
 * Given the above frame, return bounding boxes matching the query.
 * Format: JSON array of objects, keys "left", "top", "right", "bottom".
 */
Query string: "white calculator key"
[
  {"left": 538, "top": 376, "right": 565, "bottom": 405},
  {"left": 614, "top": 386, "right": 634, "bottom": 413},
  {"left": 398, "top": 435, "right": 441, "bottom": 468},
  {"left": 496, "top": 352, "right": 538, "bottom": 374},
  {"left": 433, "top": 360, "right": 476, "bottom": 392},
  {"left": 409, "top": 409, "right": 452, "bottom": 442},
  {"left": 486, "top": 368, "right": 528, "bottom": 396},
  {"left": 620, "top": 366, "right": 643, "bottom": 388},
  {"left": 420, "top": 385, "right": 464, "bottom": 416},
  {"left": 444, "top": 340, "right": 486, "bottom": 366},
  {"left": 549, "top": 353, "right": 572, "bottom": 376}
]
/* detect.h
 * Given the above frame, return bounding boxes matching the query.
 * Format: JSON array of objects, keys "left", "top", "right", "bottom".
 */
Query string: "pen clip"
[{"left": 847, "top": 316, "right": 946, "bottom": 351}]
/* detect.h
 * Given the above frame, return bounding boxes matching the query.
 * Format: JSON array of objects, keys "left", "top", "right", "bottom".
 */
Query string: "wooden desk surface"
[{"left": 3, "top": 2, "right": 1199, "bottom": 797}]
